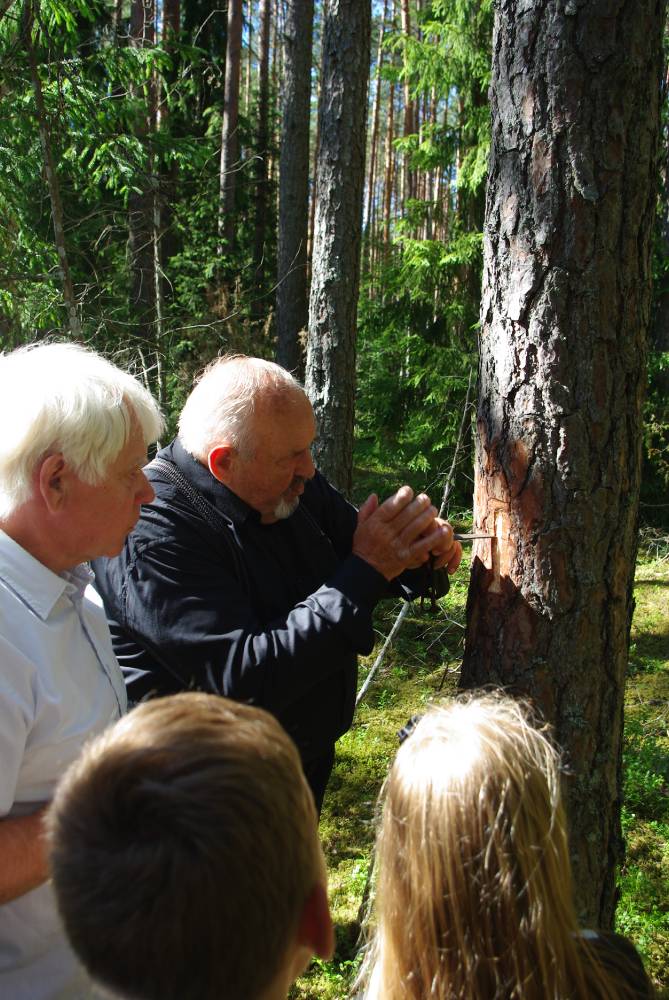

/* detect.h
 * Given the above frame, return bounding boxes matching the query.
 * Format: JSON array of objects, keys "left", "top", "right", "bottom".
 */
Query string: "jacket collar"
[{"left": 162, "top": 438, "right": 260, "bottom": 527}]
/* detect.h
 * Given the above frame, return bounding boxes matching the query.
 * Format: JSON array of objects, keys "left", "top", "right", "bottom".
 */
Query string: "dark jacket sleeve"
[
  {"left": 305, "top": 471, "right": 450, "bottom": 601},
  {"left": 93, "top": 489, "right": 387, "bottom": 716}
]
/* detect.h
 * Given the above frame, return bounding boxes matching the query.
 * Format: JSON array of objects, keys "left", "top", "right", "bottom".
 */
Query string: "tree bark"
[
  {"left": 128, "top": 0, "right": 157, "bottom": 381},
  {"left": 399, "top": 0, "right": 414, "bottom": 206},
  {"left": 383, "top": 76, "right": 396, "bottom": 248},
  {"left": 276, "top": 0, "right": 314, "bottom": 373},
  {"left": 218, "top": 0, "right": 243, "bottom": 254},
  {"left": 461, "top": 0, "right": 666, "bottom": 928},
  {"left": 305, "top": 0, "right": 371, "bottom": 494},
  {"left": 650, "top": 59, "right": 669, "bottom": 359},
  {"left": 251, "top": 0, "right": 271, "bottom": 319},
  {"left": 364, "top": 0, "right": 388, "bottom": 273},
  {"left": 245, "top": 0, "right": 254, "bottom": 117}
]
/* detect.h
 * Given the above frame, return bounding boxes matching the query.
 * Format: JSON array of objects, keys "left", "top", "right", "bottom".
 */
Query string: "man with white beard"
[{"left": 93, "top": 355, "right": 462, "bottom": 810}]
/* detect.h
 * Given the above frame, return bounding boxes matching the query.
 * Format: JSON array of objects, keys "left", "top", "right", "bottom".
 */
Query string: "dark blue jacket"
[{"left": 93, "top": 438, "right": 439, "bottom": 761}]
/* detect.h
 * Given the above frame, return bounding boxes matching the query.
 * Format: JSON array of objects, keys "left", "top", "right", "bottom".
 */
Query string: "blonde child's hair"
[{"left": 359, "top": 693, "right": 637, "bottom": 1000}]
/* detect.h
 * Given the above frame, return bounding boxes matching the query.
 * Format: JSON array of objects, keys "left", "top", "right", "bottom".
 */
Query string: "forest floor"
[{"left": 290, "top": 528, "right": 669, "bottom": 1000}]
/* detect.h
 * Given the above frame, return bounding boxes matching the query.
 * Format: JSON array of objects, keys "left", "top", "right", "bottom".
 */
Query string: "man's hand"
[
  {"left": 428, "top": 516, "right": 463, "bottom": 575},
  {"left": 353, "top": 486, "right": 461, "bottom": 581}
]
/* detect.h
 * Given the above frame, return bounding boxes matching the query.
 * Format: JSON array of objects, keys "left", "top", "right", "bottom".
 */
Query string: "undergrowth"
[{"left": 290, "top": 540, "right": 669, "bottom": 1000}]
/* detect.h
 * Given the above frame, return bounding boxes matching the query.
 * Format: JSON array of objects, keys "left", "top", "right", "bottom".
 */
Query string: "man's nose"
[{"left": 138, "top": 471, "right": 155, "bottom": 504}]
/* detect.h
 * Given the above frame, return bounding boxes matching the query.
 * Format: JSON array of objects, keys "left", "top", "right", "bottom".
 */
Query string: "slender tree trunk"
[
  {"left": 461, "top": 0, "right": 666, "bottom": 928},
  {"left": 305, "top": 0, "right": 371, "bottom": 494},
  {"left": 276, "top": 0, "right": 314, "bottom": 373},
  {"left": 24, "top": 1, "right": 81, "bottom": 337},
  {"left": 365, "top": 0, "right": 388, "bottom": 273},
  {"left": 399, "top": 0, "right": 414, "bottom": 207},
  {"left": 245, "top": 0, "right": 254, "bottom": 117},
  {"left": 111, "top": 0, "right": 123, "bottom": 37},
  {"left": 218, "top": 0, "right": 243, "bottom": 254},
  {"left": 128, "top": 0, "right": 157, "bottom": 369},
  {"left": 251, "top": 0, "right": 271, "bottom": 320},
  {"left": 383, "top": 75, "right": 396, "bottom": 248},
  {"left": 307, "top": 24, "right": 324, "bottom": 289},
  {"left": 150, "top": 0, "right": 179, "bottom": 412},
  {"left": 268, "top": 2, "right": 281, "bottom": 204}
]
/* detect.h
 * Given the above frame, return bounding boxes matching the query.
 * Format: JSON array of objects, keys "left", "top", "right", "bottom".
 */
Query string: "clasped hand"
[{"left": 352, "top": 485, "right": 463, "bottom": 582}]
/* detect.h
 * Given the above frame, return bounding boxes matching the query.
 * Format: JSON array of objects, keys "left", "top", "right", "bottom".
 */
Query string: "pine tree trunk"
[
  {"left": 461, "top": 0, "right": 666, "bottom": 928},
  {"left": 364, "top": 0, "right": 388, "bottom": 275},
  {"left": 251, "top": 0, "right": 271, "bottom": 320},
  {"left": 305, "top": 0, "right": 371, "bottom": 494},
  {"left": 307, "top": 25, "right": 324, "bottom": 290},
  {"left": 383, "top": 78, "right": 396, "bottom": 248},
  {"left": 245, "top": 0, "right": 254, "bottom": 117},
  {"left": 399, "top": 0, "right": 414, "bottom": 207},
  {"left": 218, "top": 0, "right": 243, "bottom": 254},
  {"left": 128, "top": 0, "right": 157, "bottom": 378},
  {"left": 275, "top": 0, "right": 314, "bottom": 372}
]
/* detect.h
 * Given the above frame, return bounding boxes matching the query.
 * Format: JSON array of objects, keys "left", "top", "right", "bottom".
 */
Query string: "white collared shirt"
[{"left": 0, "top": 529, "right": 127, "bottom": 999}]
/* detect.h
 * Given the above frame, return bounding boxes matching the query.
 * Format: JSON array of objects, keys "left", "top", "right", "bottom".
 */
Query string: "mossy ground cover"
[{"left": 290, "top": 540, "right": 669, "bottom": 1000}]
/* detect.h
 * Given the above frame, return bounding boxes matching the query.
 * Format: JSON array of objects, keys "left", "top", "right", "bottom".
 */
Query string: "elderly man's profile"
[{"left": 0, "top": 341, "right": 162, "bottom": 999}]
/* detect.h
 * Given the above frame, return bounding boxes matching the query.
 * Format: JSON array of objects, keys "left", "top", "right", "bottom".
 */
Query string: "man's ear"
[
  {"left": 208, "top": 445, "right": 235, "bottom": 484},
  {"left": 37, "top": 454, "right": 68, "bottom": 513},
  {"left": 296, "top": 882, "right": 334, "bottom": 961}
]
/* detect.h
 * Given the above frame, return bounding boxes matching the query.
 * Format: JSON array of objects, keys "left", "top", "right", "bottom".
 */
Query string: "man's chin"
[{"left": 273, "top": 496, "right": 300, "bottom": 521}]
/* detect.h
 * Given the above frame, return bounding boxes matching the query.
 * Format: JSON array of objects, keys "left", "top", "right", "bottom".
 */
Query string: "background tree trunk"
[
  {"left": 218, "top": 0, "right": 243, "bottom": 254},
  {"left": 399, "top": 0, "right": 414, "bottom": 207},
  {"left": 128, "top": 0, "right": 157, "bottom": 361},
  {"left": 251, "top": 0, "right": 271, "bottom": 320},
  {"left": 305, "top": 0, "right": 371, "bottom": 494},
  {"left": 383, "top": 76, "right": 396, "bottom": 248},
  {"left": 461, "top": 0, "right": 666, "bottom": 928},
  {"left": 364, "top": 0, "right": 388, "bottom": 279},
  {"left": 275, "top": 0, "right": 314, "bottom": 373}
]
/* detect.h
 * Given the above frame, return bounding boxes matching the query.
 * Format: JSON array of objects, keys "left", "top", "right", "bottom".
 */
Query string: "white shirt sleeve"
[{"left": 0, "top": 636, "right": 35, "bottom": 817}]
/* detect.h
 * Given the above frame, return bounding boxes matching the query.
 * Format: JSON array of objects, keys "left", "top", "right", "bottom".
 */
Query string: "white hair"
[
  {"left": 0, "top": 342, "right": 164, "bottom": 519},
  {"left": 178, "top": 354, "right": 306, "bottom": 461}
]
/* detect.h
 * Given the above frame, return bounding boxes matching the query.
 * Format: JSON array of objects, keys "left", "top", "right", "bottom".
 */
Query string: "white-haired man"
[
  {"left": 0, "top": 341, "right": 163, "bottom": 999},
  {"left": 93, "top": 355, "right": 462, "bottom": 810}
]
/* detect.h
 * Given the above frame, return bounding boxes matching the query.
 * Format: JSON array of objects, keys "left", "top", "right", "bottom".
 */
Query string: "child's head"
[
  {"left": 47, "top": 693, "right": 333, "bottom": 1000},
  {"left": 364, "top": 693, "right": 607, "bottom": 1000}
]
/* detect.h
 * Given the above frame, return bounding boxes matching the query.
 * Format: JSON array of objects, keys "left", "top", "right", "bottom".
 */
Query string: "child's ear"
[{"left": 296, "top": 882, "right": 334, "bottom": 961}]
